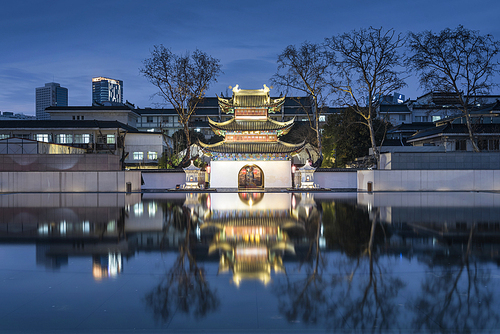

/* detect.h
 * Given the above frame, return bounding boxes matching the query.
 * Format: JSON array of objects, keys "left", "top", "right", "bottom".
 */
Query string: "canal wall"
[
  {"left": 315, "top": 169, "right": 357, "bottom": 190},
  {"left": 140, "top": 169, "right": 500, "bottom": 191},
  {"left": 141, "top": 170, "right": 185, "bottom": 190},
  {"left": 357, "top": 170, "right": 500, "bottom": 191},
  {"left": 0, "top": 171, "right": 142, "bottom": 193}
]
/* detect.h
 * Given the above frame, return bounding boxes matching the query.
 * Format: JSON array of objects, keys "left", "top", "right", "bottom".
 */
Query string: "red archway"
[{"left": 238, "top": 165, "right": 264, "bottom": 189}]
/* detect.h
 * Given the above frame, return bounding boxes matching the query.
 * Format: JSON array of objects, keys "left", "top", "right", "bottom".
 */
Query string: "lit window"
[
  {"left": 106, "top": 134, "right": 115, "bottom": 144},
  {"left": 36, "top": 134, "right": 50, "bottom": 142},
  {"left": 148, "top": 151, "right": 158, "bottom": 160},
  {"left": 74, "top": 134, "right": 91, "bottom": 143},
  {"left": 0, "top": 134, "right": 11, "bottom": 139},
  {"left": 56, "top": 134, "right": 72, "bottom": 144},
  {"left": 432, "top": 116, "right": 441, "bottom": 122},
  {"left": 133, "top": 152, "right": 143, "bottom": 160},
  {"left": 319, "top": 115, "right": 326, "bottom": 122}
]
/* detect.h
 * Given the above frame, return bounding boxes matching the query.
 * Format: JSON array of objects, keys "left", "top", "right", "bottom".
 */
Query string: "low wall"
[
  {"left": 357, "top": 170, "right": 500, "bottom": 191},
  {"left": 380, "top": 152, "right": 500, "bottom": 170},
  {"left": 142, "top": 170, "right": 185, "bottom": 190},
  {"left": 315, "top": 169, "right": 357, "bottom": 189},
  {"left": 0, "top": 154, "right": 121, "bottom": 171},
  {"left": 0, "top": 171, "right": 141, "bottom": 193}
]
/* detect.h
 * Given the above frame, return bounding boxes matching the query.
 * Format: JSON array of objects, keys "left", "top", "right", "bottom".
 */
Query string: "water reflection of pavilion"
[{"left": 199, "top": 193, "right": 307, "bottom": 285}]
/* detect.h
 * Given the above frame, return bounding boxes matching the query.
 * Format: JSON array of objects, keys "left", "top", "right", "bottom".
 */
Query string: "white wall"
[
  {"left": 357, "top": 170, "right": 500, "bottom": 191},
  {"left": 210, "top": 160, "right": 291, "bottom": 188},
  {"left": 314, "top": 171, "right": 357, "bottom": 189},
  {"left": 0, "top": 171, "right": 141, "bottom": 192},
  {"left": 142, "top": 171, "right": 185, "bottom": 190},
  {"left": 125, "top": 133, "right": 165, "bottom": 164}
]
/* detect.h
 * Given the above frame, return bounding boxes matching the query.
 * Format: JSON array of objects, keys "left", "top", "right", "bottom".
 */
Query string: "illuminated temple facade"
[{"left": 200, "top": 85, "right": 304, "bottom": 189}]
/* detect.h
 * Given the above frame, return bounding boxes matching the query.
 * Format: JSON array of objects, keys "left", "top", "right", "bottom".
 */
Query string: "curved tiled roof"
[
  {"left": 199, "top": 140, "right": 305, "bottom": 154},
  {"left": 208, "top": 117, "right": 294, "bottom": 132}
]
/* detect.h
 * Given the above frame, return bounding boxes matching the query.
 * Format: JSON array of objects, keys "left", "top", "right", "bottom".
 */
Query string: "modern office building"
[
  {"left": 35, "top": 82, "right": 68, "bottom": 120},
  {"left": 92, "top": 77, "right": 123, "bottom": 104}
]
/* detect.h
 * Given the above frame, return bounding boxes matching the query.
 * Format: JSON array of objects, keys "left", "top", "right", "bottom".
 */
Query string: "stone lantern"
[
  {"left": 299, "top": 160, "right": 316, "bottom": 189},
  {"left": 183, "top": 160, "right": 200, "bottom": 189}
]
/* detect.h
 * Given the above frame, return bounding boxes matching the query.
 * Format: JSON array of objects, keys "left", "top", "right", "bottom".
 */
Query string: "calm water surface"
[{"left": 0, "top": 191, "right": 499, "bottom": 334}]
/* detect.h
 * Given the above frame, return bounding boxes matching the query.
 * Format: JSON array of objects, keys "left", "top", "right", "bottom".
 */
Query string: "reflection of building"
[
  {"left": 200, "top": 85, "right": 304, "bottom": 189},
  {"left": 200, "top": 193, "right": 304, "bottom": 285}
]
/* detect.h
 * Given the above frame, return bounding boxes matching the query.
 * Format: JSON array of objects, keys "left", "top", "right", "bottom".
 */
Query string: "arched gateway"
[
  {"left": 200, "top": 85, "right": 305, "bottom": 189},
  {"left": 238, "top": 165, "right": 264, "bottom": 189}
]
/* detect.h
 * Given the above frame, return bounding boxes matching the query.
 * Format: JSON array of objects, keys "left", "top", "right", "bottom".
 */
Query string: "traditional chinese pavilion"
[{"left": 200, "top": 85, "right": 304, "bottom": 189}]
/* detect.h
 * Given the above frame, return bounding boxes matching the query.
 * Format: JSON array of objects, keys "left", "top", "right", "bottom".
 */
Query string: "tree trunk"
[
  {"left": 464, "top": 111, "right": 480, "bottom": 152},
  {"left": 367, "top": 117, "right": 379, "bottom": 167},
  {"left": 181, "top": 123, "right": 192, "bottom": 167}
]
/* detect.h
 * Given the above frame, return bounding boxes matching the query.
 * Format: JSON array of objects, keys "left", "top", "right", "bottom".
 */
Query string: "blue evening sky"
[{"left": 1, "top": 0, "right": 499, "bottom": 115}]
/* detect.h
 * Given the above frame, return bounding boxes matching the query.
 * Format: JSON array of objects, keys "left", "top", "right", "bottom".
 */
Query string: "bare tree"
[
  {"left": 326, "top": 27, "right": 406, "bottom": 165},
  {"left": 141, "top": 46, "right": 222, "bottom": 166},
  {"left": 272, "top": 42, "right": 333, "bottom": 166},
  {"left": 407, "top": 25, "right": 500, "bottom": 152}
]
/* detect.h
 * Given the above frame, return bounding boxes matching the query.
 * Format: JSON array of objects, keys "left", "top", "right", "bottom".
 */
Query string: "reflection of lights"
[
  {"left": 319, "top": 237, "right": 326, "bottom": 248},
  {"left": 107, "top": 220, "right": 116, "bottom": 232},
  {"left": 292, "top": 194, "right": 296, "bottom": 209},
  {"left": 108, "top": 253, "right": 122, "bottom": 277},
  {"left": 59, "top": 221, "right": 67, "bottom": 234},
  {"left": 133, "top": 203, "right": 143, "bottom": 216},
  {"left": 148, "top": 202, "right": 157, "bottom": 217},
  {"left": 320, "top": 223, "right": 324, "bottom": 236},
  {"left": 196, "top": 225, "right": 201, "bottom": 240},
  {"left": 38, "top": 224, "right": 49, "bottom": 235},
  {"left": 206, "top": 195, "right": 211, "bottom": 209},
  {"left": 83, "top": 221, "right": 90, "bottom": 233}
]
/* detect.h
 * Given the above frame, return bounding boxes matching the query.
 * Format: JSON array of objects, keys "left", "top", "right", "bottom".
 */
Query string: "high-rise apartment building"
[
  {"left": 35, "top": 82, "right": 68, "bottom": 120},
  {"left": 92, "top": 77, "right": 123, "bottom": 104}
]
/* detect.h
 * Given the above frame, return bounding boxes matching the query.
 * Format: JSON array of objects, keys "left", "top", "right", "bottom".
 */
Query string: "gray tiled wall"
[{"left": 385, "top": 152, "right": 500, "bottom": 170}]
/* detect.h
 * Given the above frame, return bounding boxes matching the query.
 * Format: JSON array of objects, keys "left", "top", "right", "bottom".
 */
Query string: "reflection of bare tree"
[
  {"left": 275, "top": 202, "right": 405, "bottom": 331},
  {"left": 411, "top": 225, "right": 499, "bottom": 333},
  {"left": 275, "top": 203, "right": 329, "bottom": 323},
  {"left": 326, "top": 207, "right": 405, "bottom": 332},
  {"left": 144, "top": 205, "right": 219, "bottom": 322}
]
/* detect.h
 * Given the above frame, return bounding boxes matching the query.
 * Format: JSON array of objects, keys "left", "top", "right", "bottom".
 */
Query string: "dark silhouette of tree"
[
  {"left": 141, "top": 46, "right": 222, "bottom": 166},
  {"left": 272, "top": 42, "right": 334, "bottom": 166},
  {"left": 409, "top": 225, "right": 500, "bottom": 332},
  {"left": 407, "top": 25, "right": 500, "bottom": 152},
  {"left": 144, "top": 203, "right": 219, "bottom": 322},
  {"left": 326, "top": 27, "right": 406, "bottom": 165},
  {"left": 322, "top": 108, "right": 388, "bottom": 168}
]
